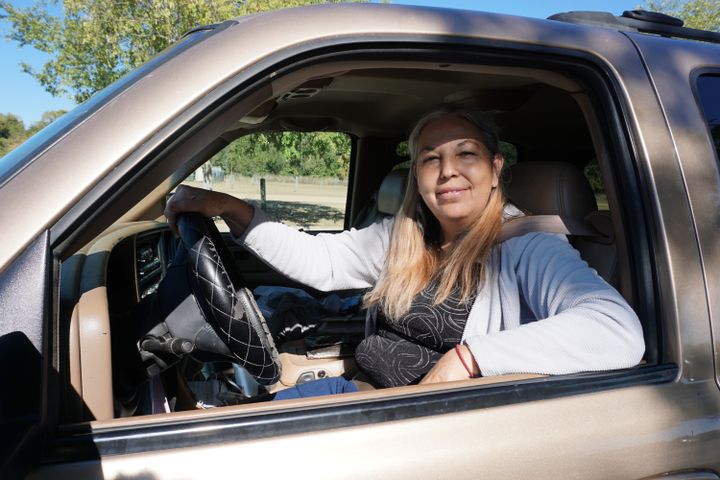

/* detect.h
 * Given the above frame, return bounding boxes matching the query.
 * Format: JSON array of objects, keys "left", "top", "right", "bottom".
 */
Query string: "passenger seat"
[
  {"left": 352, "top": 168, "right": 409, "bottom": 228},
  {"left": 505, "top": 161, "right": 618, "bottom": 288}
]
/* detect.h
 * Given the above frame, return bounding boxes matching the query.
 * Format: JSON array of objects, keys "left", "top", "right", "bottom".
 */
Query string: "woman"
[{"left": 165, "top": 108, "right": 644, "bottom": 393}]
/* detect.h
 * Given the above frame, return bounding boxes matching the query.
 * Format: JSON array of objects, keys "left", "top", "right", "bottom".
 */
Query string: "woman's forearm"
[
  {"left": 216, "top": 193, "right": 254, "bottom": 237},
  {"left": 165, "top": 184, "right": 253, "bottom": 236}
]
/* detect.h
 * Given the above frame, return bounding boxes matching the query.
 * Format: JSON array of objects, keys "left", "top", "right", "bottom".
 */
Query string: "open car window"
[{"left": 182, "top": 131, "right": 351, "bottom": 232}]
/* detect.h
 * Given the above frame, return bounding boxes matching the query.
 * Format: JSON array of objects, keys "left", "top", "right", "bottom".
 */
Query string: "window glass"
[
  {"left": 696, "top": 74, "right": 720, "bottom": 161},
  {"left": 584, "top": 159, "right": 608, "bottom": 210},
  {"left": 183, "top": 132, "right": 351, "bottom": 231},
  {"left": 498, "top": 141, "right": 518, "bottom": 167},
  {"left": 396, "top": 140, "right": 410, "bottom": 157}
]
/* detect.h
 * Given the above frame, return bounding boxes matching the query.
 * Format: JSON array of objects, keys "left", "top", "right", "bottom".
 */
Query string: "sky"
[{"left": 0, "top": 0, "right": 642, "bottom": 126}]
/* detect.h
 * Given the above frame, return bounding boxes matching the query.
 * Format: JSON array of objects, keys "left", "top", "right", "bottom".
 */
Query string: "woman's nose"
[{"left": 439, "top": 156, "right": 458, "bottom": 179}]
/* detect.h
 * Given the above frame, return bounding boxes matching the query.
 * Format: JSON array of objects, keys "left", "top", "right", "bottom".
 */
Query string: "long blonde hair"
[{"left": 364, "top": 108, "right": 506, "bottom": 320}]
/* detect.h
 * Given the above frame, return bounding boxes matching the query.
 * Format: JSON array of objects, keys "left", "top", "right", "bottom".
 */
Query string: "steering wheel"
[
  {"left": 177, "top": 213, "right": 281, "bottom": 385},
  {"left": 136, "top": 213, "right": 281, "bottom": 386}
]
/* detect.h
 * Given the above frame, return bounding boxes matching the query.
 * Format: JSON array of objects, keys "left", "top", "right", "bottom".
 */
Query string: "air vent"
[
  {"left": 280, "top": 87, "right": 322, "bottom": 101},
  {"left": 278, "top": 78, "right": 333, "bottom": 102}
]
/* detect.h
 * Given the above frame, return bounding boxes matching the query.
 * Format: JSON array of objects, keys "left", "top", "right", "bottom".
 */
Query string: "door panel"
[
  {"left": 28, "top": 377, "right": 720, "bottom": 480},
  {"left": 0, "top": 233, "right": 50, "bottom": 476}
]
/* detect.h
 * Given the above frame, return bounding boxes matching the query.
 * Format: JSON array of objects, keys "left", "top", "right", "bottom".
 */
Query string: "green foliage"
[
  {"left": 213, "top": 131, "right": 351, "bottom": 179},
  {"left": 583, "top": 159, "right": 604, "bottom": 195},
  {"left": 0, "top": 109, "right": 67, "bottom": 156},
  {"left": 0, "top": 113, "right": 26, "bottom": 156},
  {"left": 27, "top": 109, "right": 66, "bottom": 135},
  {"left": 396, "top": 140, "right": 409, "bottom": 157},
  {"left": 0, "top": 0, "right": 367, "bottom": 103},
  {"left": 642, "top": 0, "right": 720, "bottom": 32},
  {"left": 498, "top": 141, "right": 517, "bottom": 166}
]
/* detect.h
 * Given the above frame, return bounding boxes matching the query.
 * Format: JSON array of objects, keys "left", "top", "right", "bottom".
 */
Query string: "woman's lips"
[{"left": 436, "top": 187, "right": 468, "bottom": 200}]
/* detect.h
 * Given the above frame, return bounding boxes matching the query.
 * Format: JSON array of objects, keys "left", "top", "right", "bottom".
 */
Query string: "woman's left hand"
[{"left": 420, "top": 345, "right": 481, "bottom": 384}]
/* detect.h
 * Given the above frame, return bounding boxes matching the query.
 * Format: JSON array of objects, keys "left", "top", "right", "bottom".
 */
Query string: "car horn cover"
[{"left": 177, "top": 213, "right": 281, "bottom": 385}]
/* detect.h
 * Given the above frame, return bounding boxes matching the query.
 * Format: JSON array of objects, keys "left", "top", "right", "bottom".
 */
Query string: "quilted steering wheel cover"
[{"left": 178, "top": 213, "right": 281, "bottom": 385}]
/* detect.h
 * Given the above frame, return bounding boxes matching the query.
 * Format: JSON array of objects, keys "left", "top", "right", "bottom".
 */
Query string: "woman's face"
[{"left": 415, "top": 115, "right": 503, "bottom": 242}]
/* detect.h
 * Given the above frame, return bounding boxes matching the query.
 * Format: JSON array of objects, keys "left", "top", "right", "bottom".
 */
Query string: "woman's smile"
[{"left": 436, "top": 186, "right": 470, "bottom": 201}]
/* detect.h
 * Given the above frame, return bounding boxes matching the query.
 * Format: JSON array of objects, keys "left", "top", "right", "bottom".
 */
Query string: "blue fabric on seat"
[{"left": 274, "top": 377, "right": 358, "bottom": 400}]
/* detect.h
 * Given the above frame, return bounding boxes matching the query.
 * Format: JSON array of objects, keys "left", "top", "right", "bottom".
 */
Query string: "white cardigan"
[{"left": 236, "top": 208, "right": 645, "bottom": 376}]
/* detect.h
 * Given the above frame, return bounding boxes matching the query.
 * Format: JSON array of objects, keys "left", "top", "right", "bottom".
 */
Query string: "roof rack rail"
[{"left": 548, "top": 10, "right": 720, "bottom": 44}]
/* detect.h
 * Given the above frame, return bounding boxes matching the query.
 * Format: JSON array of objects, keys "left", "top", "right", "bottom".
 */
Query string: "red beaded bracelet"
[{"left": 454, "top": 344, "right": 477, "bottom": 378}]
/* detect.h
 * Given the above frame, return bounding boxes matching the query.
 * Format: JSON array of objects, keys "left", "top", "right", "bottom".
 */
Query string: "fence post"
[{"left": 260, "top": 177, "right": 267, "bottom": 210}]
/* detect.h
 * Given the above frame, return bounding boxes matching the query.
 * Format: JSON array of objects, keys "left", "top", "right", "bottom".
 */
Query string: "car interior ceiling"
[{"left": 60, "top": 60, "right": 636, "bottom": 423}]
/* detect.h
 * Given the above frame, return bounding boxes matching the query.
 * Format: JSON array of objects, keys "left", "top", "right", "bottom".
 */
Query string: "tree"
[
  {"left": 0, "top": 0, "right": 367, "bottom": 104},
  {"left": 0, "top": 109, "right": 68, "bottom": 157},
  {"left": 27, "top": 109, "right": 66, "bottom": 135},
  {"left": 0, "top": 113, "right": 26, "bottom": 157},
  {"left": 211, "top": 131, "right": 351, "bottom": 179},
  {"left": 642, "top": 0, "right": 720, "bottom": 32}
]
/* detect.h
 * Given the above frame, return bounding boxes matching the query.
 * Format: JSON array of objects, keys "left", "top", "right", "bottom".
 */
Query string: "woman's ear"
[{"left": 491, "top": 154, "right": 504, "bottom": 188}]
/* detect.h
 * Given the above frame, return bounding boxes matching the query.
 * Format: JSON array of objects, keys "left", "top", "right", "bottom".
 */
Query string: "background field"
[{"left": 184, "top": 175, "right": 348, "bottom": 231}]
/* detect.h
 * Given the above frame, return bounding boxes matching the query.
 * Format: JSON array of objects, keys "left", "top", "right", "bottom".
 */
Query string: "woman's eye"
[
  {"left": 460, "top": 151, "right": 477, "bottom": 158},
  {"left": 421, "top": 156, "right": 439, "bottom": 164}
]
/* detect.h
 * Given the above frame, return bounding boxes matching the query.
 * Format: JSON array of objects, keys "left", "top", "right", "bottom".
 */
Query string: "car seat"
[
  {"left": 352, "top": 168, "right": 409, "bottom": 228},
  {"left": 504, "top": 161, "right": 618, "bottom": 288}
]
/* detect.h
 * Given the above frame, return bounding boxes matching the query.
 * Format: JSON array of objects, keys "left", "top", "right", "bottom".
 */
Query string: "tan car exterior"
[{"left": 1, "top": 4, "right": 719, "bottom": 479}]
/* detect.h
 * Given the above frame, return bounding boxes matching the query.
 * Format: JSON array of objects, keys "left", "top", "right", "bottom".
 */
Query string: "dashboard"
[
  {"left": 133, "top": 229, "right": 176, "bottom": 300},
  {"left": 59, "top": 221, "right": 175, "bottom": 421}
]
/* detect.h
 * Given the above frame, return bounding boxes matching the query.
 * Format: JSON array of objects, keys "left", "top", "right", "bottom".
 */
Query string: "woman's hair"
[{"left": 364, "top": 107, "right": 506, "bottom": 320}]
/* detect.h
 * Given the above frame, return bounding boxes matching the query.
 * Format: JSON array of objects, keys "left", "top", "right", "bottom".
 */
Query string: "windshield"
[{"left": 0, "top": 24, "right": 228, "bottom": 188}]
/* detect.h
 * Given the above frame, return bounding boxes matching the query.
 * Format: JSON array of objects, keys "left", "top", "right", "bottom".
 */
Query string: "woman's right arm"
[
  {"left": 164, "top": 184, "right": 392, "bottom": 292},
  {"left": 164, "top": 184, "right": 254, "bottom": 237}
]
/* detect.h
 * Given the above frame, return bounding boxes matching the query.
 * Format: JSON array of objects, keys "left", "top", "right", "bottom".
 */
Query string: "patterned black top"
[{"left": 355, "top": 281, "right": 475, "bottom": 388}]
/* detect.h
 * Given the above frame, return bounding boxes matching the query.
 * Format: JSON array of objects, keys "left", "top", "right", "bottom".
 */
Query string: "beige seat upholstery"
[
  {"left": 353, "top": 168, "right": 409, "bottom": 228},
  {"left": 506, "top": 161, "right": 618, "bottom": 288},
  {"left": 377, "top": 168, "right": 409, "bottom": 216},
  {"left": 505, "top": 161, "right": 597, "bottom": 217}
]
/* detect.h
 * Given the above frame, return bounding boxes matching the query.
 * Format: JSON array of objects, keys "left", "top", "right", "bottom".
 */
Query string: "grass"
[
  {"left": 184, "top": 176, "right": 348, "bottom": 230},
  {"left": 596, "top": 194, "right": 608, "bottom": 211}
]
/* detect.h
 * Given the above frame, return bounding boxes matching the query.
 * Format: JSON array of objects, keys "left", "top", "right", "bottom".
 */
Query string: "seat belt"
[
  {"left": 497, "top": 214, "right": 606, "bottom": 243},
  {"left": 364, "top": 213, "right": 610, "bottom": 337}
]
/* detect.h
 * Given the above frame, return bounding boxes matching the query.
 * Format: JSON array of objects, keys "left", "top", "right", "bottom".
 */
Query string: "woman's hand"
[
  {"left": 419, "top": 344, "right": 481, "bottom": 384},
  {"left": 164, "top": 184, "right": 254, "bottom": 236}
]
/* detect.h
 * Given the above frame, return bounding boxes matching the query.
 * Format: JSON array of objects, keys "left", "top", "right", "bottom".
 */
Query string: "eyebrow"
[
  {"left": 419, "top": 139, "right": 481, "bottom": 153},
  {"left": 455, "top": 139, "right": 482, "bottom": 148},
  {"left": 418, "top": 138, "right": 485, "bottom": 155}
]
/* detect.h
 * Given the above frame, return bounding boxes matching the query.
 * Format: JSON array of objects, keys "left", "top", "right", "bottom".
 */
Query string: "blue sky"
[{"left": 1, "top": 0, "right": 641, "bottom": 125}]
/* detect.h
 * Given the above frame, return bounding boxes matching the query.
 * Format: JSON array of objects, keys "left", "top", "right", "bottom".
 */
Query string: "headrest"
[
  {"left": 378, "top": 168, "right": 409, "bottom": 215},
  {"left": 506, "top": 161, "right": 597, "bottom": 217}
]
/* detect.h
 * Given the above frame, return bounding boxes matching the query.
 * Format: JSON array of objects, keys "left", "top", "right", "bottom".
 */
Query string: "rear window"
[{"left": 696, "top": 74, "right": 720, "bottom": 161}]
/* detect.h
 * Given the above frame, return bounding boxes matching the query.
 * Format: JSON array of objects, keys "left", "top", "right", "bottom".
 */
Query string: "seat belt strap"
[{"left": 497, "top": 214, "right": 602, "bottom": 243}]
